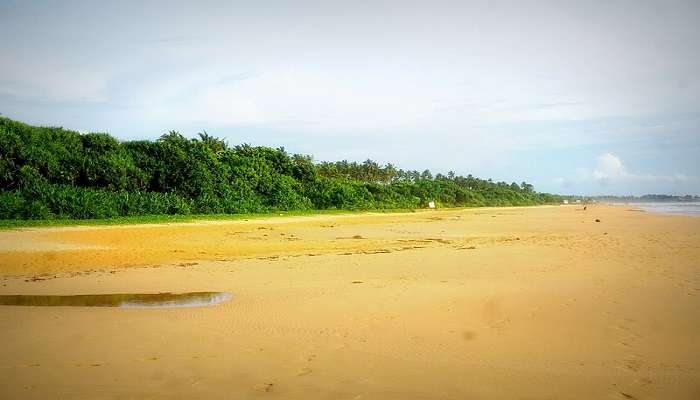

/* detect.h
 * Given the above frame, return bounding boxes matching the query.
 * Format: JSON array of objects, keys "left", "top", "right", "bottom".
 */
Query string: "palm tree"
[{"left": 198, "top": 130, "right": 227, "bottom": 154}]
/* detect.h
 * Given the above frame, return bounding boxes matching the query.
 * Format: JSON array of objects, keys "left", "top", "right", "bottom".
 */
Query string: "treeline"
[{"left": 0, "top": 117, "right": 561, "bottom": 220}]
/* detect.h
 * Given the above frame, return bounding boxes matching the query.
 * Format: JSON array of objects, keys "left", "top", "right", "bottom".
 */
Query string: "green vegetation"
[{"left": 0, "top": 117, "right": 561, "bottom": 222}]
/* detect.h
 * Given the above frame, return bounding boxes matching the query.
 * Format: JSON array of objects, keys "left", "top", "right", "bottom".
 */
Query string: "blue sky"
[{"left": 1, "top": 0, "right": 699, "bottom": 195}]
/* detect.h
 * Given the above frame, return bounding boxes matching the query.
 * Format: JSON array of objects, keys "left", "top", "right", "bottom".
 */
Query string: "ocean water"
[{"left": 626, "top": 202, "right": 700, "bottom": 217}]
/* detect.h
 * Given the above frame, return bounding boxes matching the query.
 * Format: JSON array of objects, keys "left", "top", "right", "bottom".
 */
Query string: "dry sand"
[{"left": 0, "top": 205, "right": 698, "bottom": 399}]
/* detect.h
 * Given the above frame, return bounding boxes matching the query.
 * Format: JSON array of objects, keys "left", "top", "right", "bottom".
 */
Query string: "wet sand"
[{"left": 0, "top": 205, "right": 698, "bottom": 399}]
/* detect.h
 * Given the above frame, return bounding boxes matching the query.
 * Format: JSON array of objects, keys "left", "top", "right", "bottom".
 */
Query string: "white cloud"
[
  {"left": 557, "top": 153, "right": 698, "bottom": 191},
  {"left": 592, "top": 153, "right": 627, "bottom": 181},
  {"left": 4, "top": 1, "right": 700, "bottom": 131}
]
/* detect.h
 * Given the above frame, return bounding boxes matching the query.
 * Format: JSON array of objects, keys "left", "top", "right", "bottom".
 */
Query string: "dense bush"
[{"left": 0, "top": 117, "right": 561, "bottom": 219}]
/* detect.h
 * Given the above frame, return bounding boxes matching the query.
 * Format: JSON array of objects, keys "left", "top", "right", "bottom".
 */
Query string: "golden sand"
[{"left": 0, "top": 205, "right": 698, "bottom": 399}]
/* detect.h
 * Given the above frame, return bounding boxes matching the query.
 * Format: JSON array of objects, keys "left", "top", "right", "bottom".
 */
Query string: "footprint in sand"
[
  {"left": 635, "top": 377, "right": 653, "bottom": 386},
  {"left": 135, "top": 357, "right": 160, "bottom": 362},
  {"left": 75, "top": 363, "right": 104, "bottom": 367},
  {"left": 621, "top": 357, "right": 644, "bottom": 372},
  {"left": 618, "top": 392, "right": 638, "bottom": 399},
  {"left": 254, "top": 383, "right": 275, "bottom": 393},
  {"left": 177, "top": 262, "right": 198, "bottom": 267}
]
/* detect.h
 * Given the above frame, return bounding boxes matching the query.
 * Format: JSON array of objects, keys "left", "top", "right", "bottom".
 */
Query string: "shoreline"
[{"left": 608, "top": 201, "right": 700, "bottom": 217}]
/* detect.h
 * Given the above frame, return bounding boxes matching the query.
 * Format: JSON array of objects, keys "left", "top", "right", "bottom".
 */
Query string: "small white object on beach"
[
  {"left": 563, "top": 200, "right": 569, "bottom": 205},
  {"left": 428, "top": 201, "right": 436, "bottom": 209}
]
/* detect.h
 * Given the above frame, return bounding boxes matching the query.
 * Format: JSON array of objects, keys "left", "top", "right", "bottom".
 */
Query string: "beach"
[{"left": 0, "top": 204, "right": 698, "bottom": 399}]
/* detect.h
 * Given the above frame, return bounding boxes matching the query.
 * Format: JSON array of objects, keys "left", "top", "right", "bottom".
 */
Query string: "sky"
[{"left": 1, "top": 0, "right": 699, "bottom": 196}]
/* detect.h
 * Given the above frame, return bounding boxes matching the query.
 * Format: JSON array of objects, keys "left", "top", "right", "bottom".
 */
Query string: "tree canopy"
[{"left": 0, "top": 117, "right": 561, "bottom": 220}]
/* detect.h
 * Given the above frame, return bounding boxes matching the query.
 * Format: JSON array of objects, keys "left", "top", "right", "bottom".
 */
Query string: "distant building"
[{"left": 563, "top": 200, "right": 569, "bottom": 205}]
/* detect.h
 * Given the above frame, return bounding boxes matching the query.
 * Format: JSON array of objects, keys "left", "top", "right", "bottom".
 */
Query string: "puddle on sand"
[{"left": 0, "top": 292, "right": 232, "bottom": 308}]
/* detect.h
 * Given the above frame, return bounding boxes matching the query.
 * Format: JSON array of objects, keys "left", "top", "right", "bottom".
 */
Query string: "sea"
[{"left": 624, "top": 202, "right": 700, "bottom": 217}]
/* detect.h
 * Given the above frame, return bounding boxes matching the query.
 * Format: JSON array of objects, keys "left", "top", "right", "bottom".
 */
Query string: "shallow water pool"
[{"left": 0, "top": 292, "right": 232, "bottom": 308}]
